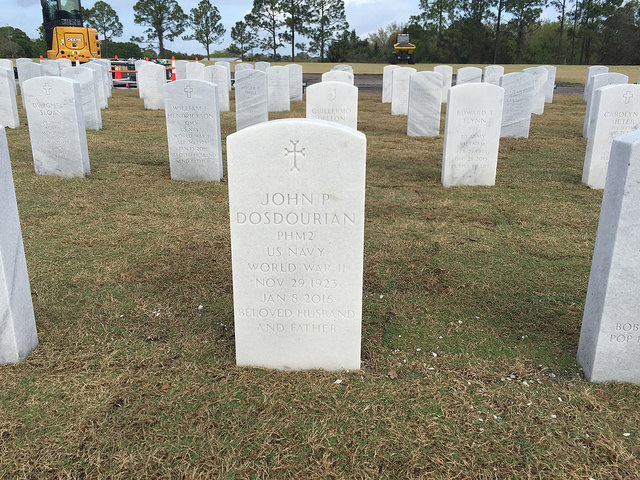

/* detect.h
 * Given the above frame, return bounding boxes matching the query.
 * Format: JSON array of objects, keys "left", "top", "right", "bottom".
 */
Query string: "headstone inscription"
[
  {"left": 382, "top": 65, "right": 399, "bottom": 103},
  {"left": 139, "top": 62, "right": 166, "bottom": 110},
  {"left": 204, "top": 65, "right": 230, "bottom": 112},
  {"left": 483, "top": 65, "right": 504, "bottom": 85},
  {"left": 391, "top": 67, "right": 416, "bottom": 115},
  {"left": 0, "top": 126, "right": 39, "bottom": 365},
  {"left": 442, "top": 83, "right": 504, "bottom": 187},
  {"left": 0, "top": 68, "right": 20, "bottom": 129},
  {"left": 227, "top": 119, "right": 366, "bottom": 371},
  {"left": 306, "top": 81, "right": 358, "bottom": 130},
  {"left": 456, "top": 67, "right": 482, "bottom": 85},
  {"left": 584, "top": 65, "right": 608, "bottom": 101},
  {"left": 255, "top": 61, "right": 270, "bottom": 72},
  {"left": 23, "top": 77, "right": 90, "bottom": 178},
  {"left": 215, "top": 61, "right": 232, "bottom": 91},
  {"left": 406, "top": 71, "right": 442, "bottom": 137},
  {"left": 583, "top": 73, "right": 628, "bottom": 137},
  {"left": 235, "top": 69, "right": 268, "bottom": 131},
  {"left": 499, "top": 72, "right": 535, "bottom": 138},
  {"left": 287, "top": 64, "right": 303, "bottom": 101},
  {"left": 164, "top": 80, "right": 223, "bottom": 182},
  {"left": 185, "top": 61, "right": 205, "bottom": 80},
  {"left": 577, "top": 129, "right": 640, "bottom": 385},
  {"left": 61, "top": 66, "right": 102, "bottom": 130},
  {"left": 267, "top": 66, "right": 291, "bottom": 112},
  {"left": 582, "top": 84, "right": 640, "bottom": 189},
  {"left": 541, "top": 65, "right": 556, "bottom": 103},
  {"left": 321, "top": 70, "right": 354, "bottom": 85},
  {"left": 433, "top": 65, "right": 453, "bottom": 103},
  {"left": 522, "top": 66, "right": 547, "bottom": 115}
]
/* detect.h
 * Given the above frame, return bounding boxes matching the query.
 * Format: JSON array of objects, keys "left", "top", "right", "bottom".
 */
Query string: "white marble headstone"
[
  {"left": 139, "top": 63, "right": 166, "bottom": 110},
  {"left": 442, "top": 83, "right": 504, "bottom": 187},
  {"left": 499, "top": 72, "right": 534, "bottom": 138},
  {"left": 0, "top": 126, "right": 38, "bottom": 364},
  {"left": 332, "top": 64, "right": 353, "bottom": 74},
  {"left": 235, "top": 63, "right": 253, "bottom": 74},
  {"left": 227, "top": 118, "right": 366, "bottom": 371},
  {"left": 235, "top": 69, "right": 268, "bottom": 131},
  {"left": 578, "top": 129, "right": 640, "bottom": 384},
  {"left": 483, "top": 65, "right": 504, "bottom": 85},
  {"left": 391, "top": 67, "right": 416, "bottom": 115},
  {"left": 57, "top": 58, "right": 72, "bottom": 70},
  {"left": 541, "top": 65, "right": 556, "bottom": 103},
  {"left": 306, "top": 81, "right": 358, "bottom": 130},
  {"left": 174, "top": 60, "right": 188, "bottom": 80},
  {"left": 287, "top": 64, "right": 303, "bottom": 101},
  {"left": 185, "top": 61, "right": 205, "bottom": 80},
  {"left": 583, "top": 73, "right": 628, "bottom": 137},
  {"left": 382, "top": 65, "right": 399, "bottom": 103},
  {"left": 83, "top": 62, "right": 108, "bottom": 109},
  {"left": 321, "top": 70, "right": 353, "bottom": 85},
  {"left": 17, "top": 62, "right": 43, "bottom": 95},
  {"left": 215, "top": 61, "right": 232, "bottom": 91},
  {"left": 40, "top": 60, "right": 60, "bottom": 76},
  {"left": 407, "top": 71, "right": 442, "bottom": 137},
  {"left": 522, "top": 66, "right": 547, "bottom": 115},
  {"left": 582, "top": 84, "right": 640, "bottom": 189},
  {"left": 204, "top": 65, "right": 230, "bottom": 112},
  {"left": 23, "top": 76, "right": 90, "bottom": 177},
  {"left": 255, "top": 61, "right": 270, "bottom": 72},
  {"left": 267, "top": 66, "right": 290, "bottom": 112},
  {"left": 135, "top": 60, "right": 148, "bottom": 97},
  {"left": 456, "top": 67, "right": 482, "bottom": 85},
  {"left": 0, "top": 68, "right": 19, "bottom": 129},
  {"left": 584, "top": 65, "right": 608, "bottom": 101},
  {"left": 433, "top": 65, "right": 453, "bottom": 103},
  {"left": 89, "top": 59, "right": 113, "bottom": 97},
  {"left": 164, "top": 80, "right": 223, "bottom": 182},
  {"left": 61, "top": 66, "right": 102, "bottom": 130},
  {"left": 0, "top": 59, "right": 14, "bottom": 71}
]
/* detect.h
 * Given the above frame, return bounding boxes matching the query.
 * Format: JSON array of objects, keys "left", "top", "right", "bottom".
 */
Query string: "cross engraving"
[
  {"left": 284, "top": 140, "right": 305, "bottom": 172},
  {"left": 42, "top": 83, "right": 52, "bottom": 95},
  {"left": 623, "top": 90, "right": 633, "bottom": 104},
  {"left": 184, "top": 85, "right": 194, "bottom": 98}
]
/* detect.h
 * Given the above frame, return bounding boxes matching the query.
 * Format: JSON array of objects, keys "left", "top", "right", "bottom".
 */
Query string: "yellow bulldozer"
[
  {"left": 41, "top": 0, "right": 101, "bottom": 62},
  {"left": 389, "top": 33, "right": 416, "bottom": 64}
]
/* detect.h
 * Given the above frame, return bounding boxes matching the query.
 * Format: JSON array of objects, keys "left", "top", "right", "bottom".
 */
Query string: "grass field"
[{"left": 1, "top": 86, "right": 639, "bottom": 479}]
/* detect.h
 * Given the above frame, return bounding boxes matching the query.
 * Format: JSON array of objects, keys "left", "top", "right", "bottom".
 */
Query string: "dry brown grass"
[{"left": 0, "top": 87, "right": 639, "bottom": 479}]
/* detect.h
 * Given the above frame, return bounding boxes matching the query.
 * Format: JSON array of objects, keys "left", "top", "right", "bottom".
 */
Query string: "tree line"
[{"left": 0, "top": 0, "right": 638, "bottom": 64}]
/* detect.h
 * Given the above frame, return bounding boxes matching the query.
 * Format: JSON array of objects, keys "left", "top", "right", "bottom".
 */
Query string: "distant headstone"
[
  {"left": 433, "top": 65, "right": 453, "bottom": 103},
  {"left": 185, "top": 61, "right": 205, "bottom": 80},
  {"left": 306, "top": 81, "right": 358, "bottom": 130},
  {"left": 584, "top": 65, "right": 608, "bottom": 101},
  {"left": 164, "top": 80, "right": 223, "bottom": 182},
  {"left": 90, "top": 58, "right": 113, "bottom": 95},
  {"left": 541, "top": 65, "right": 556, "bottom": 103},
  {"left": 287, "top": 64, "right": 303, "bottom": 101},
  {"left": 17, "top": 62, "right": 43, "bottom": 95},
  {"left": 227, "top": 118, "right": 366, "bottom": 371},
  {"left": 583, "top": 73, "right": 628, "bottom": 137},
  {"left": 139, "top": 62, "right": 166, "bottom": 110},
  {"left": 267, "top": 66, "right": 290, "bottom": 112},
  {"left": 174, "top": 60, "right": 188, "bottom": 80},
  {"left": 235, "top": 69, "right": 268, "bottom": 131},
  {"left": 321, "top": 70, "right": 354, "bottom": 85},
  {"left": 332, "top": 64, "right": 353, "bottom": 74},
  {"left": 390, "top": 67, "right": 416, "bottom": 115},
  {"left": 382, "top": 65, "right": 399, "bottom": 103},
  {"left": 135, "top": 60, "right": 148, "bottom": 97},
  {"left": 40, "top": 60, "right": 60, "bottom": 76},
  {"left": 0, "top": 59, "right": 14, "bottom": 71},
  {"left": 83, "top": 62, "right": 108, "bottom": 109},
  {"left": 204, "top": 64, "right": 230, "bottom": 112},
  {"left": 578, "top": 129, "right": 640, "bottom": 385},
  {"left": 57, "top": 58, "right": 72, "bottom": 69},
  {"left": 406, "top": 71, "right": 442, "bottom": 137},
  {"left": 235, "top": 63, "right": 253, "bottom": 75},
  {"left": 61, "top": 66, "right": 102, "bottom": 130},
  {"left": 16, "top": 58, "right": 31, "bottom": 66},
  {"left": 215, "top": 61, "right": 232, "bottom": 91},
  {"left": 483, "top": 65, "right": 504, "bottom": 85},
  {"left": 0, "top": 126, "right": 38, "bottom": 365},
  {"left": 0, "top": 68, "right": 19, "bottom": 129},
  {"left": 522, "top": 66, "right": 547, "bottom": 115},
  {"left": 456, "top": 67, "right": 481, "bottom": 85},
  {"left": 255, "top": 61, "right": 270, "bottom": 72},
  {"left": 582, "top": 84, "right": 640, "bottom": 189},
  {"left": 499, "top": 72, "right": 535, "bottom": 138},
  {"left": 23, "top": 76, "right": 90, "bottom": 177},
  {"left": 442, "top": 83, "right": 504, "bottom": 187}
]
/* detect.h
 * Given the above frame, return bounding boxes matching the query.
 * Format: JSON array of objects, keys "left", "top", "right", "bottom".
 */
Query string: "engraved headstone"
[
  {"left": 306, "top": 81, "right": 358, "bottom": 130},
  {"left": 584, "top": 65, "right": 608, "bottom": 101},
  {"left": 0, "top": 126, "right": 38, "bottom": 364},
  {"left": 215, "top": 61, "right": 232, "bottom": 91},
  {"left": 227, "top": 118, "right": 366, "bottom": 371},
  {"left": 442, "top": 83, "right": 504, "bottom": 187},
  {"left": 0, "top": 68, "right": 19, "bottom": 129},
  {"left": 139, "top": 62, "right": 166, "bottom": 110},
  {"left": 23, "top": 77, "right": 90, "bottom": 177},
  {"left": 17, "top": 62, "right": 43, "bottom": 95},
  {"left": 583, "top": 73, "right": 628, "bottom": 137},
  {"left": 267, "top": 66, "right": 290, "bottom": 112},
  {"left": 321, "top": 70, "right": 354, "bottom": 85},
  {"left": 382, "top": 65, "right": 399, "bottom": 103},
  {"left": 582, "top": 84, "right": 640, "bottom": 189},
  {"left": 407, "top": 71, "right": 442, "bottom": 137},
  {"left": 287, "top": 64, "right": 303, "bottom": 101},
  {"left": 235, "top": 63, "right": 253, "bottom": 74},
  {"left": 40, "top": 59, "right": 60, "bottom": 76},
  {"left": 89, "top": 58, "right": 113, "bottom": 97},
  {"left": 255, "top": 61, "right": 270, "bottom": 72},
  {"left": 235, "top": 69, "right": 268, "bottom": 131},
  {"left": 483, "top": 65, "right": 504, "bottom": 85},
  {"left": 204, "top": 64, "right": 230, "bottom": 112},
  {"left": 83, "top": 61, "right": 108, "bottom": 109},
  {"left": 391, "top": 67, "right": 416, "bottom": 115},
  {"left": 61, "top": 66, "right": 102, "bottom": 130},
  {"left": 499, "top": 72, "right": 535, "bottom": 138},
  {"left": 522, "top": 66, "right": 547, "bottom": 115},
  {"left": 185, "top": 61, "right": 205, "bottom": 80},
  {"left": 433, "top": 65, "right": 452, "bottom": 103},
  {"left": 578, "top": 129, "right": 640, "bottom": 384},
  {"left": 456, "top": 67, "right": 481, "bottom": 85},
  {"left": 541, "top": 65, "right": 556, "bottom": 103},
  {"left": 164, "top": 80, "right": 223, "bottom": 182}
]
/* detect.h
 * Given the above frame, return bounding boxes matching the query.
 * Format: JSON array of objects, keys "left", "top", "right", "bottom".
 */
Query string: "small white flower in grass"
[
  {"left": 432, "top": 352, "right": 437, "bottom": 357},
  {"left": 522, "top": 381, "right": 529, "bottom": 387},
  {"left": 527, "top": 402, "right": 532, "bottom": 406},
  {"left": 416, "top": 348, "right": 421, "bottom": 352},
  {"left": 551, "top": 414, "right": 557, "bottom": 419},
  {"left": 558, "top": 397, "right": 563, "bottom": 402},
  {"left": 428, "top": 367, "right": 434, "bottom": 370},
  {"left": 119, "top": 314, "right": 124, "bottom": 318},
  {"left": 333, "top": 379, "right": 342, "bottom": 384},
  {"left": 438, "top": 336, "right": 443, "bottom": 339},
  {"left": 479, "top": 428, "right": 484, "bottom": 432},
  {"left": 459, "top": 320, "right": 463, "bottom": 324},
  {"left": 380, "top": 295, "right": 384, "bottom": 299},
  {"left": 623, "top": 433, "right": 631, "bottom": 437},
  {"left": 198, "top": 305, "right": 204, "bottom": 310}
]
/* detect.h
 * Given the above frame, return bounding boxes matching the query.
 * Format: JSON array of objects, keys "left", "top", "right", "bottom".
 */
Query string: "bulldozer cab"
[
  {"left": 41, "top": 0, "right": 101, "bottom": 61},
  {"left": 41, "top": 0, "right": 83, "bottom": 50}
]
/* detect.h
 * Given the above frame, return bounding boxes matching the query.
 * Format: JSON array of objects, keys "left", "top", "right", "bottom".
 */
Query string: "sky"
[{"left": 3, "top": 0, "right": 557, "bottom": 56}]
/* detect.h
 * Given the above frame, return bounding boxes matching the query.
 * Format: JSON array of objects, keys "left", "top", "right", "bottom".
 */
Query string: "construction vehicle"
[
  {"left": 41, "top": 0, "right": 101, "bottom": 62},
  {"left": 389, "top": 33, "right": 416, "bottom": 64}
]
